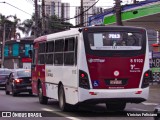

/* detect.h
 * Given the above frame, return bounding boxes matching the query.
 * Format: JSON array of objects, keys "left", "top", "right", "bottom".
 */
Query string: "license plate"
[
  {"left": 110, "top": 80, "right": 122, "bottom": 85},
  {"left": 27, "top": 87, "right": 31, "bottom": 89}
]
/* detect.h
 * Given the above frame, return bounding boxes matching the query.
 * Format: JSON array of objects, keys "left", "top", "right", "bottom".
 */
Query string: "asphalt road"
[{"left": 0, "top": 84, "right": 159, "bottom": 120}]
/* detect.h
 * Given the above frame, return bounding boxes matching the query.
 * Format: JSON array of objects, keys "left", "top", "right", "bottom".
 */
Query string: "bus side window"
[
  {"left": 54, "top": 39, "right": 64, "bottom": 65},
  {"left": 64, "top": 37, "right": 75, "bottom": 66},
  {"left": 75, "top": 37, "right": 78, "bottom": 65},
  {"left": 38, "top": 42, "right": 46, "bottom": 64},
  {"left": 46, "top": 41, "right": 54, "bottom": 65}
]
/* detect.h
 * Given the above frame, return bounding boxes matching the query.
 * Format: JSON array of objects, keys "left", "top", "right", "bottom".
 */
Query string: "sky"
[
  {"left": 0, "top": 0, "right": 134, "bottom": 36},
  {"left": 0, "top": 0, "right": 134, "bottom": 23}
]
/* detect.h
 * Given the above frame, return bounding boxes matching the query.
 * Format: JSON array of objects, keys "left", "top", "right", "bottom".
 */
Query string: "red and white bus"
[{"left": 31, "top": 26, "right": 151, "bottom": 111}]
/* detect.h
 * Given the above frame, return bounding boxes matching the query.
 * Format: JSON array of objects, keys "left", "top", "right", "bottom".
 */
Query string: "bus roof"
[
  {"left": 34, "top": 28, "right": 80, "bottom": 43},
  {"left": 34, "top": 26, "right": 146, "bottom": 43}
]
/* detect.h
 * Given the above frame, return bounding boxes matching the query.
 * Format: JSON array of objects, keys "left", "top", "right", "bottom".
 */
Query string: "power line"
[
  {"left": 0, "top": 1, "right": 32, "bottom": 16},
  {"left": 62, "top": 0, "right": 100, "bottom": 21}
]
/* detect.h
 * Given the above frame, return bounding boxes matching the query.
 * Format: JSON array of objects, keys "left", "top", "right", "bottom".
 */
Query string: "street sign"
[
  {"left": 152, "top": 52, "right": 160, "bottom": 58},
  {"left": 152, "top": 58, "right": 160, "bottom": 67}
]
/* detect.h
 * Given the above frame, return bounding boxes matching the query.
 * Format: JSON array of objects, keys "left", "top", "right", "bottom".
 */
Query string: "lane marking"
[
  {"left": 142, "top": 102, "right": 159, "bottom": 106},
  {"left": 41, "top": 108, "right": 81, "bottom": 120},
  {"left": 132, "top": 108, "right": 147, "bottom": 111}
]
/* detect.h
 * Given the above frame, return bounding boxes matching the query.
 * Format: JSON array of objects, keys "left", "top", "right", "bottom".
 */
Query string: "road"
[{"left": 0, "top": 84, "right": 159, "bottom": 120}]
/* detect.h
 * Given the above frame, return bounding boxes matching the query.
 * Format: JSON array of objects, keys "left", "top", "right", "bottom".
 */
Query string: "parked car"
[
  {"left": 0, "top": 68, "right": 12, "bottom": 87},
  {"left": 154, "top": 105, "right": 160, "bottom": 120},
  {"left": 5, "top": 69, "right": 32, "bottom": 96}
]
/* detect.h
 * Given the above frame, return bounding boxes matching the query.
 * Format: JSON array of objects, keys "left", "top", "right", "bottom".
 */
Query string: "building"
[
  {"left": 0, "top": 37, "right": 34, "bottom": 69},
  {"left": 75, "top": 0, "right": 104, "bottom": 26},
  {"left": 45, "top": 0, "right": 70, "bottom": 22},
  {"left": 61, "top": 3, "right": 70, "bottom": 22}
]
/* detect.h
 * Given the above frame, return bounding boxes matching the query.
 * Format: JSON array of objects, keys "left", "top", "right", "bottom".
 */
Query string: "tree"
[
  {"left": 0, "top": 14, "right": 21, "bottom": 41},
  {"left": 19, "top": 19, "right": 34, "bottom": 36},
  {"left": 45, "top": 15, "right": 73, "bottom": 34}
]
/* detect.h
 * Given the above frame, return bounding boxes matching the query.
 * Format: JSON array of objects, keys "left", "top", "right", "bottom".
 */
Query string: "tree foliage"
[
  {"left": 0, "top": 14, "right": 21, "bottom": 41},
  {"left": 45, "top": 15, "right": 73, "bottom": 34}
]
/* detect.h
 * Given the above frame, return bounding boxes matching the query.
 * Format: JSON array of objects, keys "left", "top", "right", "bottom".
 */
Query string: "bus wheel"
[
  {"left": 58, "top": 85, "right": 71, "bottom": 111},
  {"left": 38, "top": 83, "right": 48, "bottom": 104},
  {"left": 106, "top": 102, "right": 126, "bottom": 111}
]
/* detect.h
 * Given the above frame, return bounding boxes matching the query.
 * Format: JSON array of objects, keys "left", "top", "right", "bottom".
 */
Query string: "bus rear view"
[{"left": 78, "top": 26, "right": 150, "bottom": 111}]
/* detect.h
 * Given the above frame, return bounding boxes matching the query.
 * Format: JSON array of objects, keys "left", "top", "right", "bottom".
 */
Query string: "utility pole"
[
  {"left": 34, "top": 0, "right": 39, "bottom": 38},
  {"left": 114, "top": 0, "right": 123, "bottom": 26},
  {"left": 42, "top": 0, "right": 46, "bottom": 35},
  {"left": 1, "top": 23, "right": 5, "bottom": 68},
  {"left": 80, "top": 0, "right": 84, "bottom": 27},
  {"left": 133, "top": 0, "right": 137, "bottom": 4}
]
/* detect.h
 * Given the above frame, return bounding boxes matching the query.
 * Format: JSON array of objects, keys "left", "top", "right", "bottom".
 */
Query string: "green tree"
[
  {"left": 46, "top": 15, "right": 73, "bottom": 34},
  {"left": 0, "top": 14, "right": 21, "bottom": 41},
  {"left": 19, "top": 19, "right": 34, "bottom": 36}
]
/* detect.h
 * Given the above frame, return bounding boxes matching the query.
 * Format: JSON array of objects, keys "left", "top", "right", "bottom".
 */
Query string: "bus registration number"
[{"left": 110, "top": 80, "right": 122, "bottom": 85}]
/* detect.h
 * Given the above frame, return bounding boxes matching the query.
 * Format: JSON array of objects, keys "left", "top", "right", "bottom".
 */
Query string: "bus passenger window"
[
  {"left": 64, "top": 37, "right": 75, "bottom": 66},
  {"left": 54, "top": 53, "right": 63, "bottom": 65},
  {"left": 38, "top": 42, "right": 46, "bottom": 64},
  {"left": 54, "top": 39, "right": 64, "bottom": 65}
]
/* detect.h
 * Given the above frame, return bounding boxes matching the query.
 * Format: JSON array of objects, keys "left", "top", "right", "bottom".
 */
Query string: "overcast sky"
[
  {"left": 0, "top": 0, "right": 135, "bottom": 23},
  {"left": 0, "top": 0, "right": 137, "bottom": 37}
]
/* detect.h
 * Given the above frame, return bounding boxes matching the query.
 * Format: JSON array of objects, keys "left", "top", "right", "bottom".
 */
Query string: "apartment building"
[
  {"left": 75, "top": 0, "right": 104, "bottom": 26},
  {"left": 45, "top": 0, "right": 70, "bottom": 22}
]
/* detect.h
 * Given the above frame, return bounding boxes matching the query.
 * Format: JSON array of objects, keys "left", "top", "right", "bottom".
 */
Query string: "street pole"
[
  {"left": 80, "top": 0, "right": 84, "bottom": 27},
  {"left": 34, "top": 0, "right": 38, "bottom": 38},
  {"left": 133, "top": 0, "right": 137, "bottom": 4},
  {"left": 42, "top": 0, "right": 46, "bottom": 35},
  {"left": 115, "top": 0, "right": 123, "bottom": 26},
  {"left": 1, "top": 23, "right": 5, "bottom": 68}
]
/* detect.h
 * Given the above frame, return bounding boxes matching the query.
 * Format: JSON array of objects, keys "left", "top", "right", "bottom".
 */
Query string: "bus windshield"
[{"left": 88, "top": 32, "right": 143, "bottom": 50}]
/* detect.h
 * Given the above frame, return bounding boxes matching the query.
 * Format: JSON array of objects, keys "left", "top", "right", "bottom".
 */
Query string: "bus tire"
[
  {"left": 58, "top": 85, "right": 71, "bottom": 111},
  {"left": 38, "top": 83, "right": 48, "bottom": 104},
  {"left": 106, "top": 102, "right": 126, "bottom": 111}
]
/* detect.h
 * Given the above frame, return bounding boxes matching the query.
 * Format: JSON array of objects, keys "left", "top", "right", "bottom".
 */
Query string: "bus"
[{"left": 31, "top": 26, "right": 151, "bottom": 111}]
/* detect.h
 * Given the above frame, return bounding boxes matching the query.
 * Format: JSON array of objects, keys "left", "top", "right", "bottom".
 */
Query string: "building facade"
[
  {"left": 75, "top": 0, "right": 104, "bottom": 26},
  {"left": 45, "top": 0, "right": 70, "bottom": 22},
  {"left": 0, "top": 37, "right": 33, "bottom": 69}
]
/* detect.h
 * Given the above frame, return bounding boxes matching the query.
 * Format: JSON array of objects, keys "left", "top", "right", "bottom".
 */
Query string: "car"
[
  {"left": 0, "top": 68, "right": 12, "bottom": 88},
  {"left": 5, "top": 69, "right": 32, "bottom": 96},
  {"left": 154, "top": 105, "right": 160, "bottom": 120}
]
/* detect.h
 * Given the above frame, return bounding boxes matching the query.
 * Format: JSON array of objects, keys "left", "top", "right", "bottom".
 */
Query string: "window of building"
[
  {"left": 4, "top": 45, "right": 9, "bottom": 57},
  {"left": 12, "top": 44, "right": 19, "bottom": 56},
  {"left": 25, "top": 44, "right": 32, "bottom": 56}
]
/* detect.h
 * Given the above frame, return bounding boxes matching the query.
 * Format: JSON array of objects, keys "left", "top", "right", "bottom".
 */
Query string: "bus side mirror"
[{"left": 28, "top": 50, "right": 32, "bottom": 58}]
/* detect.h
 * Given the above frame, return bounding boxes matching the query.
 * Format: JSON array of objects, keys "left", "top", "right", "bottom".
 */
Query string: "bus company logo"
[
  {"left": 88, "top": 58, "right": 105, "bottom": 63},
  {"left": 2, "top": 112, "right": 11, "bottom": 117},
  {"left": 114, "top": 70, "right": 120, "bottom": 76}
]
